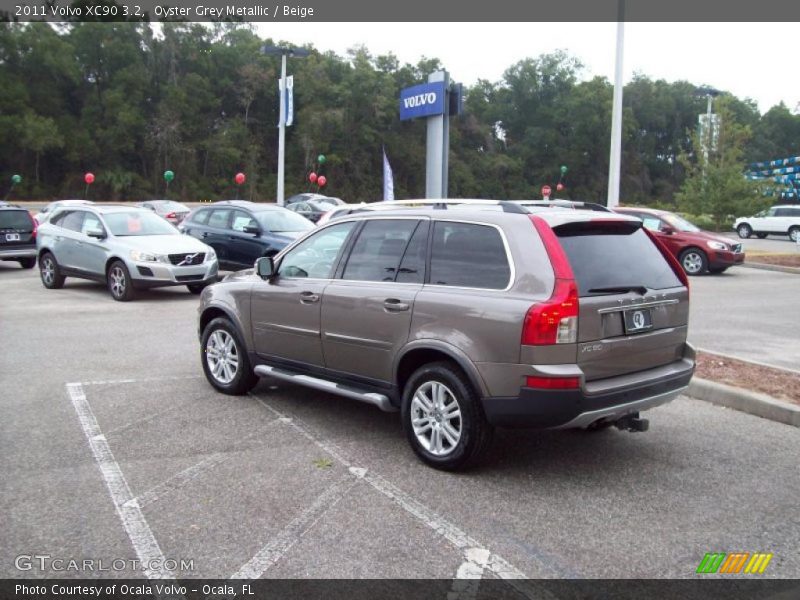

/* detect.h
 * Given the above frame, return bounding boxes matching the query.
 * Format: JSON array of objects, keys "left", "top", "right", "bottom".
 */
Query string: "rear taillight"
[
  {"left": 523, "top": 216, "right": 579, "bottom": 345},
  {"left": 166, "top": 212, "right": 176, "bottom": 219},
  {"left": 525, "top": 376, "right": 580, "bottom": 390},
  {"left": 30, "top": 212, "right": 37, "bottom": 240},
  {"left": 643, "top": 227, "right": 689, "bottom": 290}
]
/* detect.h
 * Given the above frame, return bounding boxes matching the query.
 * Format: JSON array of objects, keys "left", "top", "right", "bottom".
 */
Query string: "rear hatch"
[
  {"left": 0, "top": 209, "right": 36, "bottom": 250},
  {"left": 554, "top": 219, "right": 689, "bottom": 381}
]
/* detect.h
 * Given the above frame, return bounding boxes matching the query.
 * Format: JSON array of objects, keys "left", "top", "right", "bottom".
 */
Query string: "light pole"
[
  {"left": 607, "top": 0, "right": 625, "bottom": 209},
  {"left": 261, "top": 45, "right": 309, "bottom": 206},
  {"left": 697, "top": 86, "right": 721, "bottom": 179}
]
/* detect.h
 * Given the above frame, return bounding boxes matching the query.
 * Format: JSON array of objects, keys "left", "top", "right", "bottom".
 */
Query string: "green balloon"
[
  {"left": 317, "top": 154, "right": 326, "bottom": 164},
  {"left": 11, "top": 174, "right": 22, "bottom": 184},
  {"left": 560, "top": 165, "right": 568, "bottom": 174},
  {"left": 163, "top": 170, "right": 175, "bottom": 183}
]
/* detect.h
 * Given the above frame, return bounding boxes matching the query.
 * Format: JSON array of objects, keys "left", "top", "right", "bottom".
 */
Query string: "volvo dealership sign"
[{"left": 399, "top": 81, "right": 446, "bottom": 121}]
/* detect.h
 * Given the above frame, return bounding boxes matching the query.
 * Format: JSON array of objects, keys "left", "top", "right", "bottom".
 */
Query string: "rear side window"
[
  {"left": 774, "top": 208, "right": 790, "bottom": 217},
  {"left": 396, "top": 221, "right": 429, "bottom": 284},
  {"left": 555, "top": 222, "right": 682, "bottom": 295},
  {"left": 208, "top": 209, "right": 231, "bottom": 229},
  {"left": 60, "top": 211, "right": 86, "bottom": 232},
  {"left": 429, "top": 222, "right": 511, "bottom": 289},
  {"left": 191, "top": 209, "right": 211, "bottom": 225},
  {"left": 0, "top": 210, "right": 33, "bottom": 230},
  {"left": 343, "top": 219, "right": 419, "bottom": 282}
]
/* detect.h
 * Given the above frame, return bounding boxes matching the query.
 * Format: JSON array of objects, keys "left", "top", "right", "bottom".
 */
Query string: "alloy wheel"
[
  {"left": 410, "top": 381, "right": 462, "bottom": 456},
  {"left": 682, "top": 252, "right": 703, "bottom": 274},
  {"left": 205, "top": 330, "right": 239, "bottom": 384}
]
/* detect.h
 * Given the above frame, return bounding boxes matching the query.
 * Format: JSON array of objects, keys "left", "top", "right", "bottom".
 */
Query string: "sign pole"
[{"left": 425, "top": 70, "right": 449, "bottom": 199}]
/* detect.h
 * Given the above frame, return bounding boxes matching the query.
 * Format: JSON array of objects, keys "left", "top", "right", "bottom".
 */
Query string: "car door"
[
  {"left": 251, "top": 221, "right": 357, "bottom": 367},
  {"left": 52, "top": 210, "right": 86, "bottom": 270},
  {"left": 321, "top": 218, "right": 427, "bottom": 383},
  {"left": 773, "top": 208, "right": 792, "bottom": 235},
  {"left": 203, "top": 208, "right": 233, "bottom": 266},
  {"left": 755, "top": 207, "right": 777, "bottom": 232},
  {"left": 228, "top": 209, "right": 264, "bottom": 268},
  {"left": 77, "top": 212, "right": 110, "bottom": 277}
]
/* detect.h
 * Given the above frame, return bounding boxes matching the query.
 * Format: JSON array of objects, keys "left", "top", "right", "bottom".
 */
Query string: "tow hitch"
[{"left": 614, "top": 413, "right": 649, "bottom": 432}]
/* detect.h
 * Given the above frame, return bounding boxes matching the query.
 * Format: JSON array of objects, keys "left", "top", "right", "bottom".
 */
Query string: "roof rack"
[{"left": 368, "top": 199, "right": 529, "bottom": 214}]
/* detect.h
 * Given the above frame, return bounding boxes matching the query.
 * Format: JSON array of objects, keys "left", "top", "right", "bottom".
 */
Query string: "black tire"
[
  {"left": 401, "top": 361, "right": 493, "bottom": 471},
  {"left": 187, "top": 283, "right": 207, "bottom": 294},
  {"left": 201, "top": 317, "right": 258, "bottom": 395},
  {"left": 789, "top": 227, "right": 800, "bottom": 243},
  {"left": 736, "top": 223, "right": 752, "bottom": 239},
  {"left": 678, "top": 248, "right": 708, "bottom": 276},
  {"left": 39, "top": 252, "right": 65, "bottom": 289},
  {"left": 18, "top": 257, "right": 36, "bottom": 269},
  {"left": 756, "top": 233, "right": 767, "bottom": 239},
  {"left": 107, "top": 260, "right": 136, "bottom": 301}
]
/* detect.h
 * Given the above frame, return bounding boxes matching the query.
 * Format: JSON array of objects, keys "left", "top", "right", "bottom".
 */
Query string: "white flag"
[{"left": 382, "top": 147, "right": 394, "bottom": 201}]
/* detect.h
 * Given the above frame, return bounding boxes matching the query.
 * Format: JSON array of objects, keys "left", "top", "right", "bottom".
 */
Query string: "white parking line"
[
  {"left": 66, "top": 382, "right": 175, "bottom": 579},
  {"left": 231, "top": 470, "right": 362, "bottom": 579},
  {"left": 252, "top": 396, "right": 558, "bottom": 596},
  {"left": 81, "top": 375, "right": 202, "bottom": 386},
  {"left": 125, "top": 422, "right": 281, "bottom": 510}
]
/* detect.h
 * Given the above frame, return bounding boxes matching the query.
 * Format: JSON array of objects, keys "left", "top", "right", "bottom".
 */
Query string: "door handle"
[
  {"left": 300, "top": 291, "right": 319, "bottom": 303},
  {"left": 384, "top": 298, "right": 410, "bottom": 312},
  {"left": 201, "top": 232, "right": 209, "bottom": 238}
]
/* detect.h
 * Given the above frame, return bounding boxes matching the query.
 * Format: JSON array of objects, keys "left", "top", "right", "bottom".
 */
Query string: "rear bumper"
[
  {"left": 0, "top": 247, "right": 37, "bottom": 259},
  {"left": 481, "top": 356, "right": 695, "bottom": 429}
]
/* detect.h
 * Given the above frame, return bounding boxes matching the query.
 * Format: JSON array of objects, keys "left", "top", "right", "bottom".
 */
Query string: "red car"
[{"left": 614, "top": 207, "right": 745, "bottom": 275}]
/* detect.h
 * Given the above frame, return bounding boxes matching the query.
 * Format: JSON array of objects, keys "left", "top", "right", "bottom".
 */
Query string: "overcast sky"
[{"left": 254, "top": 22, "right": 798, "bottom": 114}]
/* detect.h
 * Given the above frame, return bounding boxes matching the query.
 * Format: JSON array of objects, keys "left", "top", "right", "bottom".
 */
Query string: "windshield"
[
  {"left": 104, "top": 211, "right": 178, "bottom": 236},
  {"left": 257, "top": 210, "right": 315, "bottom": 233},
  {"left": 662, "top": 213, "right": 701, "bottom": 232},
  {"left": 156, "top": 201, "right": 187, "bottom": 211},
  {"left": 307, "top": 200, "right": 336, "bottom": 210}
]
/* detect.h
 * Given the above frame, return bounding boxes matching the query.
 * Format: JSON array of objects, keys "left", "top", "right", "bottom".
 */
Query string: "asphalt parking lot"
[{"left": 1, "top": 262, "right": 799, "bottom": 582}]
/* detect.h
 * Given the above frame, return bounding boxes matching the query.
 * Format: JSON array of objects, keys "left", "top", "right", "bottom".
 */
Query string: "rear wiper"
[{"left": 587, "top": 286, "right": 648, "bottom": 295}]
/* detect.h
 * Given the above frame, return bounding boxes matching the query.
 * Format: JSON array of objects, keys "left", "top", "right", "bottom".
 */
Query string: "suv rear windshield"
[
  {"left": 555, "top": 221, "right": 682, "bottom": 296},
  {"left": 0, "top": 210, "right": 34, "bottom": 231}
]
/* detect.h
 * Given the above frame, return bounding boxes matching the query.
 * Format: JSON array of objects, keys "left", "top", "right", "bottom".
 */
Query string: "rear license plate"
[
  {"left": 623, "top": 308, "right": 653, "bottom": 334},
  {"left": 5, "top": 233, "right": 20, "bottom": 241}
]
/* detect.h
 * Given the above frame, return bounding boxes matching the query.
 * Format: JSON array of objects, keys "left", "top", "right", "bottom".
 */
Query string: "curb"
[
  {"left": 740, "top": 262, "right": 800, "bottom": 275},
  {"left": 687, "top": 378, "right": 800, "bottom": 428}
]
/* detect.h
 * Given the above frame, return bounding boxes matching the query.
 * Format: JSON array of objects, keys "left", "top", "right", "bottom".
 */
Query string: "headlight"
[
  {"left": 205, "top": 249, "right": 216, "bottom": 262},
  {"left": 130, "top": 250, "right": 160, "bottom": 262},
  {"left": 706, "top": 241, "right": 728, "bottom": 251}
]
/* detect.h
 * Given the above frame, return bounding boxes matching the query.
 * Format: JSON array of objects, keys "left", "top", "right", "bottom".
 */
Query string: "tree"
[
  {"left": 676, "top": 97, "right": 766, "bottom": 230},
  {"left": 20, "top": 113, "right": 65, "bottom": 183}
]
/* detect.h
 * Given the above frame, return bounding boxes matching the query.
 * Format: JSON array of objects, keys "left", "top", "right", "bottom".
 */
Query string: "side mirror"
[
  {"left": 86, "top": 229, "right": 106, "bottom": 240},
  {"left": 243, "top": 225, "right": 261, "bottom": 235},
  {"left": 256, "top": 256, "right": 275, "bottom": 280},
  {"left": 660, "top": 225, "right": 675, "bottom": 235}
]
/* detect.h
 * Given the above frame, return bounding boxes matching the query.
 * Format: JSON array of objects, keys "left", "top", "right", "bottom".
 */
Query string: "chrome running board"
[{"left": 254, "top": 365, "right": 397, "bottom": 412}]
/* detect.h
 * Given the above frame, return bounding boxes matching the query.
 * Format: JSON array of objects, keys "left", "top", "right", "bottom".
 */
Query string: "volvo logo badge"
[
  {"left": 632, "top": 310, "right": 646, "bottom": 330},
  {"left": 178, "top": 253, "right": 199, "bottom": 266}
]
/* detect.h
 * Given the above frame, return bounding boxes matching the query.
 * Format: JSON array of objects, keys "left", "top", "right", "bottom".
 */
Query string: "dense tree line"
[{"left": 1, "top": 22, "right": 799, "bottom": 205}]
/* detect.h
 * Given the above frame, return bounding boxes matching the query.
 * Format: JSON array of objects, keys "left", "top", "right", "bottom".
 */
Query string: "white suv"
[{"left": 734, "top": 205, "right": 800, "bottom": 242}]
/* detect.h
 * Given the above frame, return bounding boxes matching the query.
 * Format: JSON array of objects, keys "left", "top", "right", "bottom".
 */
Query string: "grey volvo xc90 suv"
[{"left": 198, "top": 202, "right": 695, "bottom": 470}]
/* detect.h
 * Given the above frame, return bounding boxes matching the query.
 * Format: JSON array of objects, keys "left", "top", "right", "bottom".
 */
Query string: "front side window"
[
  {"left": 429, "top": 221, "right": 511, "bottom": 289},
  {"left": 191, "top": 209, "right": 211, "bottom": 225},
  {"left": 81, "top": 213, "right": 105, "bottom": 235},
  {"left": 231, "top": 210, "right": 258, "bottom": 232},
  {"left": 257, "top": 210, "right": 315, "bottom": 234},
  {"left": 278, "top": 221, "right": 355, "bottom": 279},
  {"left": 342, "top": 219, "right": 419, "bottom": 282}
]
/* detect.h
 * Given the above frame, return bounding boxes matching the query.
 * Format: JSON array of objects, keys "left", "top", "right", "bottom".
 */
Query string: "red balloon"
[
  {"left": 308, "top": 172, "right": 318, "bottom": 184},
  {"left": 84, "top": 172, "right": 95, "bottom": 185},
  {"left": 541, "top": 185, "right": 552, "bottom": 197},
  {"left": 234, "top": 172, "right": 246, "bottom": 185},
  {"left": 556, "top": 183, "right": 564, "bottom": 191},
  {"left": 317, "top": 175, "right": 327, "bottom": 188}
]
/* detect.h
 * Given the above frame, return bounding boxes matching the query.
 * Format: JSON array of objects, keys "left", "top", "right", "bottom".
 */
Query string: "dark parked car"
[
  {"left": 136, "top": 200, "right": 191, "bottom": 225},
  {"left": 197, "top": 201, "right": 695, "bottom": 470},
  {"left": 180, "top": 201, "right": 314, "bottom": 271},
  {"left": 614, "top": 207, "right": 745, "bottom": 275},
  {"left": 285, "top": 198, "right": 338, "bottom": 223},
  {"left": 0, "top": 205, "right": 37, "bottom": 269}
]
